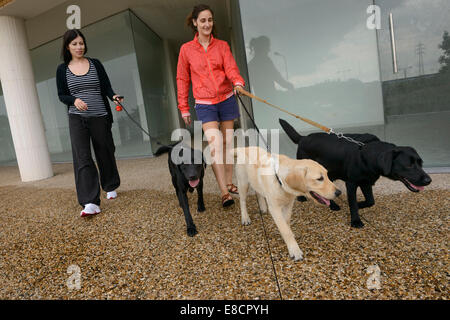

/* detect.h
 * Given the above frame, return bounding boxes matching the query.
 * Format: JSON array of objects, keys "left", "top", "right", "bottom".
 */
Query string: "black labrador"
[
  {"left": 154, "top": 141, "right": 206, "bottom": 236},
  {"left": 279, "top": 119, "right": 432, "bottom": 228}
]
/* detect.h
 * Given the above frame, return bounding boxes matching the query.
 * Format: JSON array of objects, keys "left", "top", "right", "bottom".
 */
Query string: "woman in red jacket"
[{"left": 177, "top": 4, "right": 245, "bottom": 207}]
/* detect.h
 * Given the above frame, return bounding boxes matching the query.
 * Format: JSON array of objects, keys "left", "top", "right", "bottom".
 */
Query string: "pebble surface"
[{"left": 0, "top": 155, "right": 448, "bottom": 299}]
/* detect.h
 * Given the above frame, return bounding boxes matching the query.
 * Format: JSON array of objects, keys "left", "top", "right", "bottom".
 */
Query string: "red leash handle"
[{"left": 114, "top": 96, "right": 124, "bottom": 112}]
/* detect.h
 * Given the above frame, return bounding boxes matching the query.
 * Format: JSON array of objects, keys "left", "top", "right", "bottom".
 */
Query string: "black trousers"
[{"left": 69, "top": 114, "right": 120, "bottom": 207}]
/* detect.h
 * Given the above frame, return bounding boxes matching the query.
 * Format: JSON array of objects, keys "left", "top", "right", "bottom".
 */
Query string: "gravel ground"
[{"left": 0, "top": 155, "right": 448, "bottom": 299}]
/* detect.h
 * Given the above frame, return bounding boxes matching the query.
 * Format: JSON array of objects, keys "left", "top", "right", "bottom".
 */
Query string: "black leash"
[
  {"left": 236, "top": 94, "right": 283, "bottom": 186},
  {"left": 113, "top": 96, "right": 157, "bottom": 141},
  {"left": 236, "top": 93, "right": 284, "bottom": 299}
]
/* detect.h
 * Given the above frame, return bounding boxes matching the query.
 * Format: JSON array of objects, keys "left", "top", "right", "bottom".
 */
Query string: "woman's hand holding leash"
[
  {"left": 234, "top": 85, "right": 244, "bottom": 96},
  {"left": 113, "top": 95, "right": 124, "bottom": 111},
  {"left": 182, "top": 115, "right": 192, "bottom": 126},
  {"left": 113, "top": 95, "right": 124, "bottom": 105}
]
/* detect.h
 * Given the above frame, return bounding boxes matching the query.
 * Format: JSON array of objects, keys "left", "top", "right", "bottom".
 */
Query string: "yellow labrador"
[{"left": 234, "top": 146, "right": 341, "bottom": 261}]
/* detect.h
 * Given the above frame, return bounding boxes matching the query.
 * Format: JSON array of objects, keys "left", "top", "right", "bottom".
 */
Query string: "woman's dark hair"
[
  {"left": 186, "top": 4, "right": 217, "bottom": 37},
  {"left": 61, "top": 29, "right": 88, "bottom": 64}
]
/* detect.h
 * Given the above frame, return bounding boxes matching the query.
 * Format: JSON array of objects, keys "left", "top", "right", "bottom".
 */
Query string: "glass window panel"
[
  {"left": 0, "top": 85, "right": 16, "bottom": 165},
  {"left": 130, "top": 11, "right": 176, "bottom": 152},
  {"left": 375, "top": 0, "right": 450, "bottom": 167},
  {"left": 239, "top": 0, "right": 385, "bottom": 158},
  {"left": 28, "top": 10, "right": 154, "bottom": 162}
]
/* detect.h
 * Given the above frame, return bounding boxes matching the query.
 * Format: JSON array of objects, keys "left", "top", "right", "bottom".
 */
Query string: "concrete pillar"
[{"left": 0, "top": 16, "right": 53, "bottom": 182}]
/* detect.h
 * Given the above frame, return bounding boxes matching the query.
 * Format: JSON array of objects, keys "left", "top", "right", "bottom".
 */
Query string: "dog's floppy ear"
[
  {"left": 285, "top": 166, "right": 307, "bottom": 192},
  {"left": 377, "top": 149, "right": 399, "bottom": 176},
  {"left": 302, "top": 166, "right": 308, "bottom": 177}
]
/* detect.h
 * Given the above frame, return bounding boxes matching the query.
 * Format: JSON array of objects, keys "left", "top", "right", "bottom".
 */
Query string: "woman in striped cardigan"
[{"left": 56, "top": 29, "right": 122, "bottom": 217}]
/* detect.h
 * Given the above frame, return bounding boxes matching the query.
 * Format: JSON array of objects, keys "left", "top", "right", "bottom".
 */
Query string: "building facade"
[{"left": 0, "top": 0, "right": 449, "bottom": 182}]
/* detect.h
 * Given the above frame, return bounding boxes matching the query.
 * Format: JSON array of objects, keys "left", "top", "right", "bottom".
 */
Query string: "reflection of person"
[
  {"left": 177, "top": 4, "right": 245, "bottom": 207},
  {"left": 56, "top": 29, "right": 122, "bottom": 217},
  {"left": 248, "top": 36, "right": 294, "bottom": 96}
]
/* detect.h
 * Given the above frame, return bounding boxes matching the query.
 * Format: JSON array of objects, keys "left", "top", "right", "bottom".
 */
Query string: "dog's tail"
[
  {"left": 153, "top": 141, "right": 180, "bottom": 157},
  {"left": 279, "top": 118, "right": 303, "bottom": 144}
]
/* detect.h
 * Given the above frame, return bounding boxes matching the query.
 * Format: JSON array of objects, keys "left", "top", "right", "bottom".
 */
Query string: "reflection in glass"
[{"left": 239, "top": 0, "right": 384, "bottom": 157}]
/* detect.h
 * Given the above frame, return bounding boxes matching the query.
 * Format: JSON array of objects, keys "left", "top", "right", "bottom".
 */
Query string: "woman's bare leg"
[
  {"left": 202, "top": 121, "right": 228, "bottom": 196},
  {"left": 220, "top": 120, "right": 235, "bottom": 186}
]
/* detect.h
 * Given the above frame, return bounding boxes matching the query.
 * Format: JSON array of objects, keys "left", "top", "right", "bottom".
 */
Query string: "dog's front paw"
[
  {"left": 289, "top": 246, "right": 304, "bottom": 261},
  {"left": 197, "top": 205, "right": 206, "bottom": 213},
  {"left": 351, "top": 219, "right": 364, "bottom": 228},
  {"left": 330, "top": 201, "right": 341, "bottom": 211},
  {"left": 297, "top": 196, "right": 307, "bottom": 202},
  {"left": 187, "top": 225, "right": 198, "bottom": 237},
  {"left": 241, "top": 216, "right": 251, "bottom": 226}
]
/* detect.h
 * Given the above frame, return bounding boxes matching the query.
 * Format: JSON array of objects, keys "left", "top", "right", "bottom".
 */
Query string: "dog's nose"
[
  {"left": 335, "top": 189, "right": 342, "bottom": 197},
  {"left": 423, "top": 175, "right": 432, "bottom": 185}
]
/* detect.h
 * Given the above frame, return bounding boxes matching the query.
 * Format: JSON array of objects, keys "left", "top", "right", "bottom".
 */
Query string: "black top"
[{"left": 56, "top": 57, "right": 116, "bottom": 123}]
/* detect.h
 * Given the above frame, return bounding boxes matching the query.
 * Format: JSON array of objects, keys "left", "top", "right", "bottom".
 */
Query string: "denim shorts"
[{"left": 194, "top": 95, "right": 240, "bottom": 123}]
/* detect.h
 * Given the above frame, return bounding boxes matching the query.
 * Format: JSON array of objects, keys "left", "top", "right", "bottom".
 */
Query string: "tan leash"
[
  {"left": 236, "top": 87, "right": 332, "bottom": 133},
  {"left": 235, "top": 87, "right": 365, "bottom": 147}
]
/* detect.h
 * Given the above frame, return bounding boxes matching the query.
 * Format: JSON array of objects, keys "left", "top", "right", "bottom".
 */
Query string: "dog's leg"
[
  {"left": 329, "top": 200, "right": 341, "bottom": 211},
  {"left": 236, "top": 166, "right": 251, "bottom": 225},
  {"left": 267, "top": 201, "right": 303, "bottom": 261},
  {"left": 256, "top": 192, "right": 268, "bottom": 214},
  {"left": 345, "top": 182, "right": 364, "bottom": 228},
  {"left": 197, "top": 180, "right": 206, "bottom": 213},
  {"left": 282, "top": 199, "right": 295, "bottom": 226},
  {"left": 238, "top": 179, "right": 251, "bottom": 226},
  {"left": 358, "top": 184, "right": 375, "bottom": 209},
  {"left": 176, "top": 188, "right": 198, "bottom": 237}
]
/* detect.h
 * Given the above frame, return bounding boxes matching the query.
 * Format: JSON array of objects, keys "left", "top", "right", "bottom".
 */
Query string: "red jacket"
[{"left": 176, "top": 34, "right": 245, "bottom": 116}]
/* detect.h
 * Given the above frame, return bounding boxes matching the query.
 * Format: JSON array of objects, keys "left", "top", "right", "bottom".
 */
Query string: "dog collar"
[{"left": 270, "top": 156, "right": 283, "bottom": 186}]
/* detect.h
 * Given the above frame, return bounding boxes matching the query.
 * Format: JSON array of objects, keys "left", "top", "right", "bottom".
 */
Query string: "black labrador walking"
[
  {"left": 279, "top": 119, "right": 432, "bottom": 228},
  {"left": 155, "top": 142, "right": 206, "bottom": 236}
]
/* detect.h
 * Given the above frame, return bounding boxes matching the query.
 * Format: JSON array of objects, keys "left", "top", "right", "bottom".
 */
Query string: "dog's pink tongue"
[
  {"left": 407, "top": 179, "right": 425, "bottom": 191},
  {"left": 315, "top": 193, "right": 330, "bottom": 206},
  {"left": 189, "top": 179, "right": 200, "bottom": 188}
]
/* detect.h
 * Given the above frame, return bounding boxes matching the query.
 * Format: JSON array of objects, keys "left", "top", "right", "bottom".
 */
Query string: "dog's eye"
[{"left": 317, "top": 176, "right": 324, "bottom": 181}]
